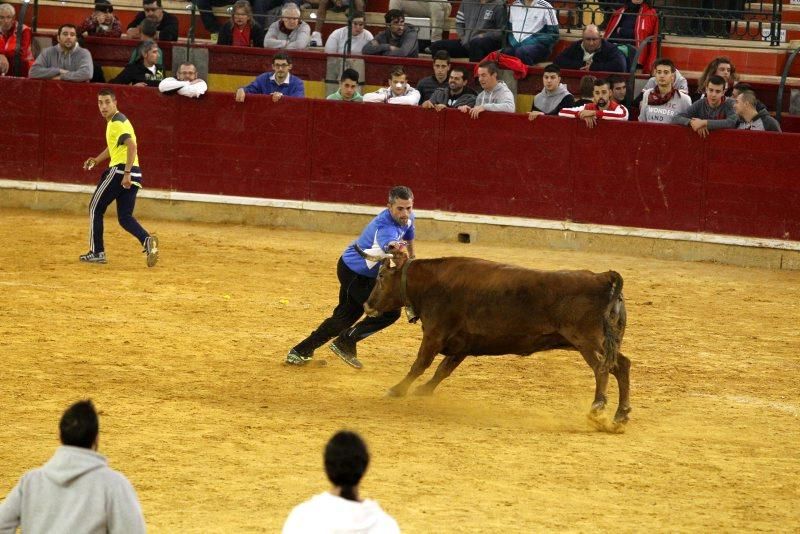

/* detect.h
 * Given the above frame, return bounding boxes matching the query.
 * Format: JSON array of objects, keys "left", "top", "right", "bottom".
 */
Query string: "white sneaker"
[{"left": 310, "top": 31, "right": 323, "bottom": 47}]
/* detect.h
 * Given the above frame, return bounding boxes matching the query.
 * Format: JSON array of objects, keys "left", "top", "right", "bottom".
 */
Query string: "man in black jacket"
[
  {"left": 553, "top": 24, "right": 626, "bottom": 73},
  {"left": 111, "top": 40, "right": 164, "bottom": 86},
  {"left": 421, "top": 66, "right": 477, "bottom": 110},
  {"left": 126, "top": 0, "right": 178, "bottom": 41}
]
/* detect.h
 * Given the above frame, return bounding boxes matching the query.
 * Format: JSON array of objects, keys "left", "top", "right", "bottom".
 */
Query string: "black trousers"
[
  {"left": 88, "top": 165, "right": 149, "bottom": 254},
  {"left": 293, "top": 257, "right": 401, "bottom": 355}
]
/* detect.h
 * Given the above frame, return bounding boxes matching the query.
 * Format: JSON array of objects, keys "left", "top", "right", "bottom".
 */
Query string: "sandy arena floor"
[{"left": 0, "top": 208, "right": 798, "bottom": 532}]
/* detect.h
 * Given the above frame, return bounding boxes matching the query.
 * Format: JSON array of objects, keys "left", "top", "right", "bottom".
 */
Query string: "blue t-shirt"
[{"left": 342, "top": 209, "right": 415, "bottom": 277}]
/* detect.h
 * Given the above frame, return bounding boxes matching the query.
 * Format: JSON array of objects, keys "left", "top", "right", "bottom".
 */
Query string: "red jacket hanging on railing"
[{"left": 604, "top": 2, "right": 659, "bottom": 74}]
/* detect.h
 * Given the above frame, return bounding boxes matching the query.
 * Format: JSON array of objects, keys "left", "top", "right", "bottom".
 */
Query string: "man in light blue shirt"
[{"left": 287, "top": 186, "right": 416, "bottom": 369}]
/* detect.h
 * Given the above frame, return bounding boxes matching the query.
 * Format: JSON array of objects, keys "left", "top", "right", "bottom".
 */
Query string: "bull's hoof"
[
  {"left": 613, "top": 407, "right": 632, "bottom": 424},
  {"left": 386, "top": 387, "right": 407, "bottom": 398}
]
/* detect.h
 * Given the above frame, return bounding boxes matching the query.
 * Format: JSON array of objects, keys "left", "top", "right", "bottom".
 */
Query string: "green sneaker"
[{"left": 285, "top": 349, "right": 313, "bottom": 366}]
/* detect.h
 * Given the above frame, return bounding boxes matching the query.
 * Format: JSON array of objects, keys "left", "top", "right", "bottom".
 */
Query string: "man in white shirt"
[
  {"left": 323, "top": 11, "right": 374, "bottom": 54},
  {"left": 363, "top": 65, "right": 420, "bottom": 105},
  {"left": 158, "top": 61, "right": 208, "bottom": 98}
]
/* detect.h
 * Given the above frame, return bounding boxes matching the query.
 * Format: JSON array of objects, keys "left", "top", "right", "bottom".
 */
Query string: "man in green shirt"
[{"left": 327, "top": 68, "right": 363, "bottom": 102}]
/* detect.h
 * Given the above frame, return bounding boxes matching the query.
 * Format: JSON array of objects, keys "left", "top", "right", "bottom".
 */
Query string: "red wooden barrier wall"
[{"left": 2, "top": 77, "right": 798, "bottom": 241}]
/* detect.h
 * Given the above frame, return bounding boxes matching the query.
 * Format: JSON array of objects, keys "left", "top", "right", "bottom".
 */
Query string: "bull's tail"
[{"left": 602, "top": 271, "right": 625, "bottom": 372}]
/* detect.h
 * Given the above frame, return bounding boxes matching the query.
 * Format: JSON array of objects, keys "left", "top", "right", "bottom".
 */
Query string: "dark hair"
[
  {"left": 384, "top": 9, "right": 404, "bottom": 24},
  {"left": 652, "top": 57, "right": 676, "bottom": 73},
  {"left": 58, "top": 23, "right": 78, "bottom": 34},
  {"left": 95, "top": 0, "right": 114, "bottom": 13},
  {"left": 341, "top": 68, "right": 359, "bottom": 83},
  {"left": 325, "top": 431, "right": 370, "bottom": 502},
  {"left": 707, "top": 74, "right": 726, "bottom": 88},
  {"left": 737, "top": 90, "right": 758, "bottom": 108},
  {"left": 543, "top": 63, "right": 561, "bottom": 75},
  {"left": 98, "top": 88, "right": 116, "bottom": 99},
  {"left": 433, "top": 50, "right": 450, "bottom": 63},
  {"left": 143, "top": 0, "right": 162, "bottom": 6},
  {"left": 350, "top": 10, "right": 365, "bottom": 19},
  {"left": 477, "top": 60, "right": 498, "bottom": 76},
  {"left": 449, "top": 65, "right": 468, "bottom": 79},
  {"left": 578, "top": 75, "right": 596, "bottom": 98},
  {"left": 60, "top": 400, "right": 99, "bottom": 449},
  {"left": 593, "top": 77, "right": 610, "bottom": 90},
  {"left": 273, "top": 52, "right": 292, "bottom": 64},
  {"left": 608, "top": 74, "right": 626, "bottom": 88},
  {"left": 141, "top": 19, "right": 158, "bottom": 38},
  {"left": 388, "top": 185, "right": 413, "bottom": 203},
  {"left": 388, "top": 65, "right": 405, "bottom": 79},
  {"left": 733, "top": 82, "right": 753, "bottom": 93},
  {"left": 698, "top": 56, "right": 736, "bottom": 90}
]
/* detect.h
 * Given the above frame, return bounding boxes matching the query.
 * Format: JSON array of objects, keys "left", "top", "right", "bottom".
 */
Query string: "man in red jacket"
[
  {"left": 559, "top": 78, "right": 629, "bottom": 127},
  {"left": 0, "top": 3, "right": 35, "bottom": 77},
  {"left": 604, "top": 0, "right": 658, "bottom": 73}
]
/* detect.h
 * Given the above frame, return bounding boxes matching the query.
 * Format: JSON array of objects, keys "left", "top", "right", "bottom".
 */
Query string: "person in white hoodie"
[
  {"left": 363, "top": 65, "right": 421, "bottom": 105},
  {"left": 282, "top": 430, "right": 399, "bottom": 534},
  {"left": 459, "top": 60, "right": 516, "bottom": 119},
  {"left": 0, "top": 400, "right": 146, "bottom": 534}
]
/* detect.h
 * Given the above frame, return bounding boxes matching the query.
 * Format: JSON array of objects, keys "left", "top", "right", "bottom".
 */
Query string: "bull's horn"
[{"left": 353, "top": 243, "right": 393, "bottom": 262}]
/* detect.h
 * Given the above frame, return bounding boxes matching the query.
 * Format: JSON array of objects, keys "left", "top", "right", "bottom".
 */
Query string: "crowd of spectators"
[{"left": 0, "top": 0, "right": 787, "bottom": 132}]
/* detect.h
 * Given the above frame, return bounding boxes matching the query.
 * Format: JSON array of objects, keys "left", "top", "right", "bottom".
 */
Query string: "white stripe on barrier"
[{"left": 1, "top": 178, "right": 798, "bottom": 252}]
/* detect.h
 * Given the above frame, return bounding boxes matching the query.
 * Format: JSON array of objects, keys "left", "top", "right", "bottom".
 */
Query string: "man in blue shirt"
[
  {"left": 287, "top": 186, "right": 416, "bottom": 369},
  {"left": 234, "top": 52, "right": 305, "bottom": 103}
]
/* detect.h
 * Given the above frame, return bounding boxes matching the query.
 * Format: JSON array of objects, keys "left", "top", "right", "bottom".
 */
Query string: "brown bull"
[{"left": 355, "top": 245, "right": 631, "bottom": 425}]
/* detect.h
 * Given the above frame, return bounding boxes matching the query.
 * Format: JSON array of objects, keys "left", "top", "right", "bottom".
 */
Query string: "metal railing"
[{"left": 775, "top": 44, "right": 800, "bottom": 123}]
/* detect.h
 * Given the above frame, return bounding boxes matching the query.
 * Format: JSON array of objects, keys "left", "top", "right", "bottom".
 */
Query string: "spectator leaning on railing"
[
  {"left": 126, "top": 0, "right": 178, "bottom": 41},
  {"left": 263, "top": 3, "right": 310, "bottom": 49},
  {"left": 430, "top": 0, "right": 507, "bottom": 63},
  {"left": 503, "top": 0, "right": 559, "bottom": 67},
  {"left": 638, "top": 58, "right": 691, "bottom": 124},
  {"left": 528, "top": 63, "right": 575, "bottom": 119},
  {"left": 0, "top": 2, "right": 35, "bottom": 77},
  {"left": 734, "top": 90, "right": 781, "bottom": 132},
  {"left": 422, "top": 65, "right": 477, "bottom": 110},
  {"left": 77, "top": 0, "right": 122, "bottom": 38},
  {"left": 235, "top": 52, "right": 305, "bottom": 102},
  {"left": 111, "top": 40, "right": 164, "bottom": 86},
  {"left": 29, "top": 24, "right": 93, "bottom": 82},
  {"left": 159, "top": 61, "right": 208, "bottom": 97},
  {"left": 362, "top": 9, "right": 419, "bottom": 58},
  {"left": 363, "top": 65, "right": 421, "bottom": 105},
  {"left": 416, "top": 50, "right": 450, "bottom": 104},
  {"left": 327, "top": 68, "right": 363, "bottom": 101},
  {"left": 674, "top": 74, "right": 737, "bottom": 138},
  {"left": 218, "top": 0, "right": 266, "bottom": 47},
  {"left": 559, "top": 78, "right": 629, "bottom": 126},
  {"left": 459, "top": 60, "right": 515, "bottom": 119}
]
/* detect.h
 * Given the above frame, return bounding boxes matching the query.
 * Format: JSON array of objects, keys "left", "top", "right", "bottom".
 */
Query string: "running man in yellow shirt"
[{"left": 81, "top": 88, "right": 158, "bottom": 267}]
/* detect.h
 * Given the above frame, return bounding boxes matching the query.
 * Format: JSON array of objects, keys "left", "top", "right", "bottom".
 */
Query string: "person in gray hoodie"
[
  {"left": 734, "top": 90, "right": 781, "bottom": 132},
  {"left": 528, "top": 63, "right": 575, "bottom": 120},
  {"left": 460, "top": 60, "right": 515, "bottom": 118},
  {"left": 28, "top": 23, "right": 93, "bottom": 82},
  {"left": 0, "top": 400, "right": 146, "bottom": 534},
  {"left": 674, "top": 74, "right": 737, "bottom": 138},
  {"left": 429, "top": 0, "right": 507, "bottom": 62}
]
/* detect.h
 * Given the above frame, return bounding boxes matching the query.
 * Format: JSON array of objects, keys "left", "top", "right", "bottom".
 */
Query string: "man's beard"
[{"left": 596, "top": 98, "right": 608, "bottom": 108}]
